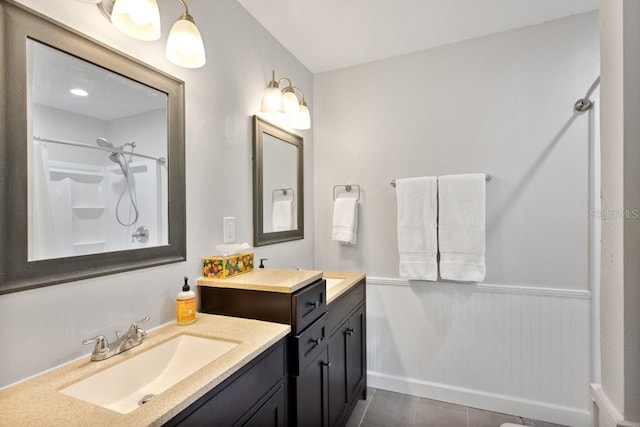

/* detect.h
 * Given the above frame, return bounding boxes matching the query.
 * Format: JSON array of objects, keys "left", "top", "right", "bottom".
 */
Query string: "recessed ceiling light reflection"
[{"left": 70, "top": 88, "right": 89, "bottom": 97}]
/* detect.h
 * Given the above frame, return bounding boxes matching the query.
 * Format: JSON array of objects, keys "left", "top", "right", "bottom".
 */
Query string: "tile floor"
[{"left": 345, "top": 388, "right": 566, "bottom": 427}]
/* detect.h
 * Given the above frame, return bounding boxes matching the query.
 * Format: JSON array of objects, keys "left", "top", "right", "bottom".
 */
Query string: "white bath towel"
[
  {"left": 332, "top": 198, "right": 359, "bottom": 244},
  {"left": 396, "top": 177, "right": 438, "bottom": 281},
  {"left": 438, "top": 174, "right": 486, "bottom": 282},
  {"left": 272, "top": 200, "right": 293, "bottom": 231}
]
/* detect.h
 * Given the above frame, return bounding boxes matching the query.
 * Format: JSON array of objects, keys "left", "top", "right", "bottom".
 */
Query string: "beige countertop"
[
  {"left": 197, "top": 268, "right": 323, "bottom": 293},
  {"left": 324, "top": 271, "right": 366, "bottom": 304},
  {"left": 0, "top": 314, "right": 290, "bottom": 427}
]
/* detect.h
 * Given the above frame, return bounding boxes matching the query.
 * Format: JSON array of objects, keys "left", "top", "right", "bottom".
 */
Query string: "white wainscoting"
[{"left": 366, "top": 277, "right": 592, "bottom": 427}]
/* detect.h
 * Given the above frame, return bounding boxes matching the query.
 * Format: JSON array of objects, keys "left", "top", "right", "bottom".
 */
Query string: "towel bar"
[
  {"left": 390, "top": 174, "right": 492, "bottom": 187},
  {"left": 333, "top": 184, "right": 361, "bottom": 201}
]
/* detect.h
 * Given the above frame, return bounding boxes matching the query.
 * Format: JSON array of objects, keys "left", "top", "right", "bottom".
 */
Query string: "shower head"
[
  {"left": 97, "top": 137, "right": 128, "bottom": 177},
  {"left": 96, "top": 137, "right": 115, "bottom": 150}
]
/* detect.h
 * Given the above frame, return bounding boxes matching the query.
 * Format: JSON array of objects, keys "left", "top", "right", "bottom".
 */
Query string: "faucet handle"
[
  {"left": 82, "top": 335, "right": 109, "bottom": 354},
  {"left": 130, "top": 316, "right": 150, "bottom": 341},
  {"left": 132, "top": 315, "right": 150, "bottom": 327}
]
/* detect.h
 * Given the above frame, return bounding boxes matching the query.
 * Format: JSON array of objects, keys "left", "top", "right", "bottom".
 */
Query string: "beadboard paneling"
[{"left": 366, "top": 277, "right": 591, "bottom": 426}]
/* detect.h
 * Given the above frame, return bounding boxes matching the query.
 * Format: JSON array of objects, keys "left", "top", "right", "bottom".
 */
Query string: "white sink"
[
  {"left": 60, "top": 334, "right": 239, "bottom": 414},
  {"left": 325, "top": 277, "right": 345, "bottom": 290}
]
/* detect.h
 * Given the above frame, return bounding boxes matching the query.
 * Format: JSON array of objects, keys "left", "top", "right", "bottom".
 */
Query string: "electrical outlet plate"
[{"left": 223, "top": 217, "right": 235, "bottom": 243}]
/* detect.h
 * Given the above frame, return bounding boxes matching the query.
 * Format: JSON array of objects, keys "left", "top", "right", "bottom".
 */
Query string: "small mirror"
[
  {"left": 0, "top": 2, "right": 186, "bottom": 294},
  {"left": 252, "top": 116, "right": 304, "bottom": 246}
]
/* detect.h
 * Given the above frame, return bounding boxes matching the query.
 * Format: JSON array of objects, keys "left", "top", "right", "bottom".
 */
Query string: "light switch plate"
[{"left": 223, "top": 217, "right": 235, "bottom": 243}]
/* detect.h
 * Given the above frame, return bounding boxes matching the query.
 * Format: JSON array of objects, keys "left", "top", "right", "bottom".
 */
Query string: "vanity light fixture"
[
  {"left": 260, "top": 70, "right": 311, "bottom": 130},
  {"left": 81, "top": 0, "right": 206, "bottom": 68}
]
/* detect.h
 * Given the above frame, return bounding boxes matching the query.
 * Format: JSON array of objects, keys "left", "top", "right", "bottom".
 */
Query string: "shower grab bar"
[
  {"left": 33, "top": 136, "right": 166, "bottom": 165},
  {"left": 390, "top": 174, "right": 492, "bottom": 187}
]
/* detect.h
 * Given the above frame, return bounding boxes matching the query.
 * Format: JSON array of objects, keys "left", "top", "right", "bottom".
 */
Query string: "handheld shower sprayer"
[{"left": 96, "top": 137, "right": 139, "bottom": 226}]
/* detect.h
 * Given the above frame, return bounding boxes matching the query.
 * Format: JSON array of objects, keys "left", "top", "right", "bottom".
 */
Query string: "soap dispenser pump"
[{"left": 176, "top": 276, "right": 196, "bottom": 325}]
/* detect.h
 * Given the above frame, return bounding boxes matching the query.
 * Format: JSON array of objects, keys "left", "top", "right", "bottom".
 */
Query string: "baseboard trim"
[
  {"left": 366, "top": 276, "right": 592, "bottom": 299},
  {"left": 590, "top": 383, "right": 638, "bottom": 427},
  {"left": 368, "top": 371, "right": 591, "bottom": 427}
]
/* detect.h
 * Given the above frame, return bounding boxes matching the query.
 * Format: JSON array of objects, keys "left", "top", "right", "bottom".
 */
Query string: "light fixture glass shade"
[
  {"left": 282, "top": 90, "right": 300, "bottom": 118},
  {"left": 166, "top": 14, "right": 206, "bottom": 68},
  {"left": 111, "top": 0, "right": 161, "bottom": 41},
  {"left": 261, "top": 86, "right": 284, "bottom": 113},
  {"left": 291, "top": 102, "right": 311, "bottom": 130}
]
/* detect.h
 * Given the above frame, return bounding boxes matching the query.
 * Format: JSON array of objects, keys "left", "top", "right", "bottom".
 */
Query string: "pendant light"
[
  {"left": 110, "top": 0, "right": 161, "bottom": 41},
  {"left": 165, "top": 0, "right": 207, "bottom": 68},
  {"left": 260, "top": 71, "right": 284, "bottom": 113}
]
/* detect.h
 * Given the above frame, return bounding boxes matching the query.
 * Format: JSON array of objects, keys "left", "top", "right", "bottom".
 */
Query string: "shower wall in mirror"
[{"left": 29, "top": 40, "right": 169, "bottom": 260}]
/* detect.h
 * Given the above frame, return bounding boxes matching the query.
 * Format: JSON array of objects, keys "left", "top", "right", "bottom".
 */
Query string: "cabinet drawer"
[
  {"left": 292, "top": 279, "right": 326, "bottom": 333},
  {"left": 292, "top": 312, "right": 328, "bottom": 375},
  {"left": 327, "top": 279, "right": 365, "bottom": 334}
]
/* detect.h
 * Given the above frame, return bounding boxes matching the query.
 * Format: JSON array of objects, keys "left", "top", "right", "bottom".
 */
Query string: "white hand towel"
[
  {"left": 332, "top": 198, "right": 359, "bottom": 244},
  {"left": 438, "top": 174, "right": 486, "bottom": 282},
  {"left": 272, "top": 200, "right": 293, "bottom": 231},
  {"left": 396, "top": 177, "right": 438, "bottom": 281}
]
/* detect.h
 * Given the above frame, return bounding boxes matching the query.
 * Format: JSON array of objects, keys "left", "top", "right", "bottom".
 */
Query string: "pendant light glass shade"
[
  {"left": 261, "top": 86, "right": 284, "bottom": 113},
  {"left": 291, "top": 101, "right": 311, "bottom": 130},
  {"left": 111, "top": 0, "right": 161, "bottom": 41},
  {"left": 282, "top": 90, "right": 300, "bottom": 118},
  {"left": 166, "top": 14, "right": 206, "bottom": 68}
]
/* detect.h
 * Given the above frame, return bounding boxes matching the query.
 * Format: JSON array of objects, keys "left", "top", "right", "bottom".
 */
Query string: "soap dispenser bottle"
[{"left": 176, "top": 276, "right": 196, "bottom": 325}]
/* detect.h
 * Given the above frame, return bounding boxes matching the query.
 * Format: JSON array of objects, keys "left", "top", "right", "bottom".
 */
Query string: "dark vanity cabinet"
[
  {"left": 165, "top": 339, "right": 287, "bottom": 427},
  {"left": 326, "top": 279, "right": 367, "bottom": 427},
  {"left": 200, "top": 278, "right": 328, "bottom": 426},
  {"left": 198, "top": 275, "right": 366, "bottom": 427}
]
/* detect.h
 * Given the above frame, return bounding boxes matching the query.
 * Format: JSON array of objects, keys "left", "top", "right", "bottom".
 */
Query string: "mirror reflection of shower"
[{"left": 96, "top": 137, "right": 139, "bottom": 226}]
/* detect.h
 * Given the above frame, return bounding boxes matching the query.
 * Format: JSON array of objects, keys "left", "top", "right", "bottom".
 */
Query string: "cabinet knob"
[
  {"left": 345, "top": 328, "right": 355, "bottom": 336},
  {"left": 307, "top": 301, "right": 320, "bottom": 309},
  {"left": 321, "top": 361, "right": 332, "bottom": 368},
  {"left": 311, "top": 336, "right": 324, "bottom": 345}
]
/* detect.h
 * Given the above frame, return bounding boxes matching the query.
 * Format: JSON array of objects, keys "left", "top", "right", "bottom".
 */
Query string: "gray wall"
[
  {"left": 0, "top": 0, "right": 314, "bottom": 388},
  {"left": 313, "top": 12, "right": 599, "bottom": 290}
]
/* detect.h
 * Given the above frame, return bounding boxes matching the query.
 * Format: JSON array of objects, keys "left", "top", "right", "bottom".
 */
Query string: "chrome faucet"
[{"left": 82, "top": 316, "right": 150, "bottom": 361}]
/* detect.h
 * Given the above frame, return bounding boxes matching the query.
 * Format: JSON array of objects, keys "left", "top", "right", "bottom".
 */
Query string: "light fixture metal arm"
[
  {"left": 179, "top": 0, "right": 189, "bottom": 14},
  {"left": 288, "top": 85, "right": 306, "bottom": 102}
]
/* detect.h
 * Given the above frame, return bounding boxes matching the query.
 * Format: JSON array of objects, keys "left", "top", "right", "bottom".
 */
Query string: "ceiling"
[
  {"left": 31, "top": 39, "right": 166, "bottom": 121},
  {"left": 236, "top": 0, "right": 599, "bottom": 73}
]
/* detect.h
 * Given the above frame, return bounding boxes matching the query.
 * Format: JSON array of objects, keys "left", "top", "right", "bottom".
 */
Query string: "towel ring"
[
  {"left": 272, "top": 187, "right": 294, "bottom": 202},
  {"left": 333, "top": 184, "right": 361, "bottom": 201}
]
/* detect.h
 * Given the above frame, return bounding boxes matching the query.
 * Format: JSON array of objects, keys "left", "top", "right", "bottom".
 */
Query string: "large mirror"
[
  {"left": 0, "top": 2, "right": 186, "bottom": 294},
  {"left": 252, "top": 116, "right": 303, "bottom": 246}
]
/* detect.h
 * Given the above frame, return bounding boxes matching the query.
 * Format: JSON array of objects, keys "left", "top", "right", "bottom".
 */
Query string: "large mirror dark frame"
[
  {"left": 252, "top": 115, "right": 304, "bottom": 246},
  {"left": 0, "top": 1, "right": 186, "bottom": 294}
]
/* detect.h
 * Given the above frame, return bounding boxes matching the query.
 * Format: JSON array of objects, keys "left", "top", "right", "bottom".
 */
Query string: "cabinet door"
[
  {"left": 328, "top": 320, "right": 348, "bottom": 427},
  {"left": 241, "top": 383, "right": 286, "bottom": 427},
  {"left": 346, "top": 304, "right": 366, "bottom": 400},
  {"left": 296, "top": 347, "right": 329, "bottom": 427}
]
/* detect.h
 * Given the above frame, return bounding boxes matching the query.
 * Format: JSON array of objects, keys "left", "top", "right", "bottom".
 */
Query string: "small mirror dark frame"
[
  {"left": 0, "top": 1, "right": 186, "bottom": 294},
  {"left": 252, "top": 115, "right": 304, "bottom": 246}
]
